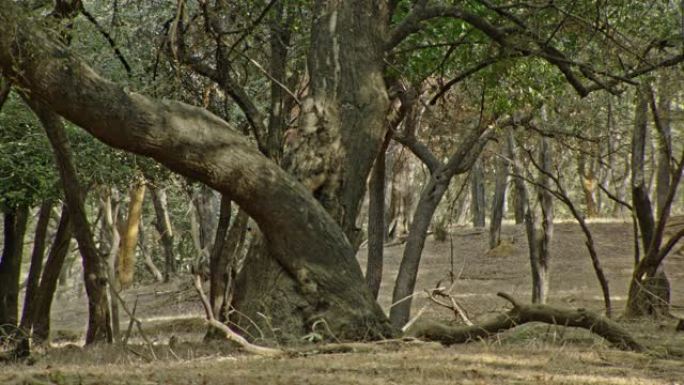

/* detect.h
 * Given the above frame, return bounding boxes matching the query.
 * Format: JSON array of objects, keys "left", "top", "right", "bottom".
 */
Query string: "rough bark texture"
[
  {"left": 28, "top": 101, "right": 113, "bottom": 344},
  {"left": 0, "top": 204, "right": 30, "bottom": 332},
  {"left": 0, "top": 2, "right": 393, "bottom": 340},
  {"left": 408, "top": 293, "right": 643, "bottom": 352}
]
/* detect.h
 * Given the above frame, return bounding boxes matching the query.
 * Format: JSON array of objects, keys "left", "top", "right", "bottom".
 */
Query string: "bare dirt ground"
[{"left": 2, "top": 221, "right": 684, "bottom": 385}]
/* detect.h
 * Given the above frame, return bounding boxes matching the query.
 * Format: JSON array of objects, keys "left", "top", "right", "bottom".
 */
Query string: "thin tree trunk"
[
  {"left": 489, "top": 147, "right": 509, "bottom": 249},
  {"left": 208, "top": 195, "right": 232, "bottom": 329},
  {"left": 19, "top": 201, "right": 53, "bottom": 328},
  {"left": 117, "top": 181, "right": 146, "bottom": 289},
  {"left": 138, "top": 214, "right": 163, "bottom": 282},
  {"left": 30, "top": 100, "right": 113, "bottom": 344},
  {"left": 28, "top": 204, "right": 72, "bottom": 343},
  {"left": 470, "top": 157, "right": 486, "bottom": 228},
  {"left": 150, "top": 187, "right": 175, "bottom": 281},
  {"left": 530, "top": 136, "right": 554, "bottom": 304},
  {"left": 366, "top": 135, "right": 390, "bottom": 299},
  {"left": 0, "top": 204, "right": 30, "bottom": 332}
]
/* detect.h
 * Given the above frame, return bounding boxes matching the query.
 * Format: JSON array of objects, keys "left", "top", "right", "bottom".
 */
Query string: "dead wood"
[{"left": 407, "top": 292, "right": 643, "bottom": 352}]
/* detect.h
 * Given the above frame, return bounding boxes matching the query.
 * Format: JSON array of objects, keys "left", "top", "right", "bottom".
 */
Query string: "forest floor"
[{"left": 2, "top": 220, "right": 684, "bottom": 385}]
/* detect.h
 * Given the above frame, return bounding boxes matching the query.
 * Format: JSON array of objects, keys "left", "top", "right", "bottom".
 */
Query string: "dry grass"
[{"left": 2, "top": 221, "right": 684, "bottom": 384}]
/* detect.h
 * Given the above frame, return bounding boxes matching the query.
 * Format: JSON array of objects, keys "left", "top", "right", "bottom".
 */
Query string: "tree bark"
[
  {"left": 117, "top": 181, "right": 146, "bottom": 289},
  {"left": 489, "top": 145, "right": 509, "bottom": 249},
  {"left": 31, "top": 205, "right": 72, "bottom": 343},
  {"left": 0, "top": 2, "right": 393, "bottom": 340},
  {"left": 366, "top": 135, "right": 390, "bottom": 299},
  {"left": 19, "top": 201, "right": 53, "bottom": 329},
  {"left": 208, "top": 195, "right": 232, "bottom": 327},
  {"left": 530, "top": 136, "right": 554, "bottom": 304},
  {"left": 0, "top": 204, "right": 30, "bottom": 333},
  {"left": 408, "top": 292, "right": 642, "bottom": 351},
  {"left": 150, "top": 186, "right": 175, "bottom": 281},
  {"left": 28, "top": 100, "right": 113, "bottom": 344},
  {"left": 470, "top": 157, "right": 486, "bottom": 228}
]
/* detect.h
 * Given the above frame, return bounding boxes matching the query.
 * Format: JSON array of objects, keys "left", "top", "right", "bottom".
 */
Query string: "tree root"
[{"left": 407, "top": 292, "right": 644, "bottom": 352}]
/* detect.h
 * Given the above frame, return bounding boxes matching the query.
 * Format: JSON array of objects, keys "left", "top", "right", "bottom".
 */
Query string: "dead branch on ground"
[{"left": 407, "top": 292, "right": 643, "bottom": 351}]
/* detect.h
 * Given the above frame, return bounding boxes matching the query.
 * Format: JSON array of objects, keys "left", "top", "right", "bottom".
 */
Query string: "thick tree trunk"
[
  {"left": 0, "top": 204, "right": 30, "bottom": 333},
  {"left": 117, "top": 182, "right": 146, "bottom": 289},
  {"left": 470, "top": 158, "right": 486, "bottom": 228},
  {"left": 150, "top": 187, "right": 176, "bottom": 281},
  {"left": 19, "top": 201, "right": 53, "bottom": 329},
  {"left": 0, "top": 2, "right": 393, "bottom": 341},
  {"left": 29, "top": 101, "right": 113, "bottom": 344},
  {"left": 489, "top": 146, "right": 509, "bottom": 249},
  {"left": 31, "top": 205, "right": 72, "bottom": 343}
]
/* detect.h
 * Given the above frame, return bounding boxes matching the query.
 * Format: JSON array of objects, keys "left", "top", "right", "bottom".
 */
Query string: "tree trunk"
[
  {"left": 0, "top": 204, "right": 30, "bottom": 333},
  {"left": 366, "top": 135, "right": 390, "bottom": 299},
  {"left": 489, "top": 145, "right": 509, "bottom": 249},
  {"left": 29, "top": 100, "right": 113, "bottom": 344},
  {"left": 19, "top": 201, "right": 53, "bottom": 329},
  {"left": 0, "top": 2, "right": 393, "bottom": 341},
  {"left": 150, "top": 187, "right": 176, "bottom": 281},
  {"left": 117, "top": 181, "right": 146, "bottom": 289},
  {"left": 578, "top": 151, "right": 599, "bottom": 218},
  {"left": 208, "top": 195, "right": 232, "bottom": 327},
  {"left": 530, "top": 136, "right": 554, "bottom": 304},
  {"left": 390, "top": 125, "right": 495, "bottom": 328},
  {"left": 470, "top": 157, "right": 486, "bottom": 228},
  {"left": 138, "top": 215, "right": 164, "bottom": 283}
]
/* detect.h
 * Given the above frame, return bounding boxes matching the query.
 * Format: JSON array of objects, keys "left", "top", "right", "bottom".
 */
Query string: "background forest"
[{"left": 0, "top": 0, "right": 683, "bottom": 384}]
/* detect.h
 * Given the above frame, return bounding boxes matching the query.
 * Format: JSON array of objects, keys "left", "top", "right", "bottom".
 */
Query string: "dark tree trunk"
[
  {"left": 208, "top": 195, "right": 231, "bottom": 328},
  {"left": 470, "top": 157, "right": 486, "bottom": 228},
  {"left": 366, "top": 135, "right": 390, "bottom": 299},
  {"left": 150, "top": 187, "right": 176, "bottom": 281},
  {"left": 19, "top": 201, "right": 53, "bottom": 329},
  {"left": 29, "top": 101, "right": 113, "bottom": 344},
  {"left": 31, "top": 205, "right": 72, "bottom": 343},
  {"left": 489, "top": 145, "right": 509, "bottom": 249},
  {"left": 0, "top": 204, "right": 30, "bottom": 333}
]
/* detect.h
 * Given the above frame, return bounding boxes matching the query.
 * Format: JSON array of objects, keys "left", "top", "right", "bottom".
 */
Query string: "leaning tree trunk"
[
  {"left": 0, "top": 204, "right": 30, "bottom": 334},
  {"left": 30, "top": 205, "right": 72, "bottom": 343},
  {"left": 470, "top": 157, "right": 486, "bottom": 228},
  {"left": 28, "top": 100, "right": 113, "bottom": 344},
  {"left": 0, "top": 1, "right": 393, "bottom": 341},
  {"left": 19, "top": 201, "right": 53, "bottom": 331}
]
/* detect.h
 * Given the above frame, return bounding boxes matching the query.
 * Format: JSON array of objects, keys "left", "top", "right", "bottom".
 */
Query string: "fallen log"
[{"left": 407, "top": 292, "right": 643, "bottom": 352}]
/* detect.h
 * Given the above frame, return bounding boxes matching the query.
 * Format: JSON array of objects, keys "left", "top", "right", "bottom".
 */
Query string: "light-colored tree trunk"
[{"left": 117, "top": 182, "right": 146, "bottom": 289}]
